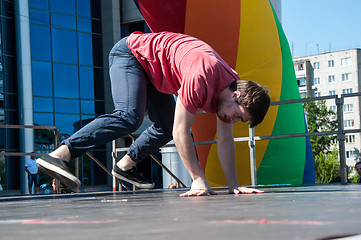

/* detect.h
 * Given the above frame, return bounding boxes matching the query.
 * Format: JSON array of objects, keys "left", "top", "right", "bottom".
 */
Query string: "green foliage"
[
  {"left": 303, "top": 100, "right": 337, "bottom": 157},
  {"left": 314, "top": 151, "right": 339, "bottom": 183},
  {"left": 350, "top": 171, "right": 359, "bottom": 183}
]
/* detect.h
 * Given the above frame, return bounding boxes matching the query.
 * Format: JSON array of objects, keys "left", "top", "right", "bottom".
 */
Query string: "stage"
[{"left": 1, "top": 184, "right": 361, "bottom": 240}]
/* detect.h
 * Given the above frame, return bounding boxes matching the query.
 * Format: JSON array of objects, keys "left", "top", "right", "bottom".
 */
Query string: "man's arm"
[
  {"left": 173, "top": 98, "right": 216, "bottom": 197},
  {"left": 24, "top": 166, "right": 30, "bottom": 175},
  {"left": 216, "top": 117, "right": 264, "bottom": 194}
]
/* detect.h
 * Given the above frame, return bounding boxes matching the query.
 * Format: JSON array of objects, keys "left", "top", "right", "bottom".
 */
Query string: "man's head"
[
  {"left": 338, "top": 165, "right": 349, "bottom": 176},
  {"left": 355, "top": 162, "right": 361, "bottom": 176},
  {"left": 223, "top": 80, "right": 270, "bottom": 127}
]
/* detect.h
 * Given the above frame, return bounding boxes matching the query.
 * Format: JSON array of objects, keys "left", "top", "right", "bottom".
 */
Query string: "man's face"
[
  {"left": 217, "top": 91, "right": 251, "bottom": 124},
  {"left": 356, "top": 164, "right": 361, "bottom": 176}
]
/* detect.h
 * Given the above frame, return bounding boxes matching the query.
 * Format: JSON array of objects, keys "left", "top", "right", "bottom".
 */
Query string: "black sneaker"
[
  {"left": 37, "top": 154, "right": 81, "bottom": 189},
  {"left": 112, "top": 164, "right": 154, "bottom": 189}
]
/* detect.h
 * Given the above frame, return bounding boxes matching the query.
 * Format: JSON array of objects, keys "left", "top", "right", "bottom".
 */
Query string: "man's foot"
[
  {"left": 37, "top": 154, "right": 81, "bottom": 189},
  {"left": 112, "top": 164, "right": 154, "bottom": 189}
]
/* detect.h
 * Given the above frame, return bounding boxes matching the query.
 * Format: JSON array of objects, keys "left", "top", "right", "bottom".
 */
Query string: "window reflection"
[
  {"left": 78, "top": 32, "right": 93, "bottom": 66},
  {"left": 76, "top": 0, "right": 91, "bottom": 17},
  {"left": 29, "top": 9, "right": 50, "bottom": 26},
  {"left": 55, "top": 98, "right": 79, "bottom": 113},
  {"left": 81, "top": 100, "right": 95, "bottom": 114},
  {"left": 77, "top": 17, "right": 91, "bottom": 33},
  {"left": 55, "top": 114, "right": 80, "bottom": 135},
  {"left": 33, "top": 97, "right": 53, "bottom": 112},
  {"left": 80, "top": 66, "right": 94, "bottom": 99},
  {"left": 51, "top": 12, "right": 76, "bottom": 30},
  {"left": 50, "top": 0, "right": 75, "bottom": 15},
  {"left": 53, "top": 63, "right": 79, "bottom": 98},
  {"left": 52, "top": 28, "right": 78, "bottom": 64},
  {"left": 29, "top": 0, "right": 49, "bottom": 10},
  {"left": 32, "top": 61, "right": 52, "bottom": 97},
  {"left": 34, "top": 113, "right": 54, "bottom": 127},
  {"left": 30, "top": 25, "right": 51, "bottom": 61},
  {"left": 0, "top": 56, "right": 3, "bottom": 124}
]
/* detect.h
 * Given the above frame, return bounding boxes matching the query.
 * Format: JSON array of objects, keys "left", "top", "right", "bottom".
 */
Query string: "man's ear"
[{"left": 233, "top": 90, "right": 242, "bottom": 98}]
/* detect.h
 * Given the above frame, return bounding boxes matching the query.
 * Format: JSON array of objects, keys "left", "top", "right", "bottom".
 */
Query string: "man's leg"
[
  {"left": 34, "top": 174, "right": 40, "bottom": 194},
  {"left": 28, "top": 175, "right": 33, "bottom": 195},
  {"left": 113, "top": 82, "right": 176, "bottom": 188},
  {"left": 37, "top": 37, "right": 148, "bottom": 188}
]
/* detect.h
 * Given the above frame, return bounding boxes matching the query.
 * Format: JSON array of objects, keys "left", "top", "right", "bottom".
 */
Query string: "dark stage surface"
[{"left": 1, "top": 184, "right": 361, "bottom": 240}]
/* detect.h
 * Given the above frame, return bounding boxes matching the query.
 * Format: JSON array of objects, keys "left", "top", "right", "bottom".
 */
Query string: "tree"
[
  {"left": 303, "top": 99, "right": 338, "bottom": 157},
  {"left": 314, "top": 151, "right": 339, "bottom": 183}
]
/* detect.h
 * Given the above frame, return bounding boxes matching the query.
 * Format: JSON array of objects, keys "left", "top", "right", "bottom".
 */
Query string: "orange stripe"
[{"left": 184, "top": 0, "right": 241, "bottom": 171}]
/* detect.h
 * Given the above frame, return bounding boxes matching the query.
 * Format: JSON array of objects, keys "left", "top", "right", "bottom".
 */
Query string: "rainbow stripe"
[{"left": 135, "top": 0, "right": 315, "bottom": 186}]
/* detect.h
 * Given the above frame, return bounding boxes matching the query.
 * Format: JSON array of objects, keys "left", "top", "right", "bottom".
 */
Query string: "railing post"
[
  {"left": 336, "top": 96, "right": 347, "bottom": 184},
  {"left": 248, "top": 126, "right": 257, "bottom": 186}
]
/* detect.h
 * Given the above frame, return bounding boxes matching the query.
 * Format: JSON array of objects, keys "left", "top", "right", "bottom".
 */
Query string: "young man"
[
  {"left": 25, "top": 154, "right": 40, "bottom": 194},
  {"left": 355, "top": 162, "right": 361, "bottom": 183},
  {"left": 37, "top": 32, "right": 270, "bottom": 197}
]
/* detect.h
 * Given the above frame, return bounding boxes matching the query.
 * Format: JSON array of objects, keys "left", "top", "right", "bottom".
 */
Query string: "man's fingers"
[{"left": 179, "top": 189, "right": 216, "bottom": 197}]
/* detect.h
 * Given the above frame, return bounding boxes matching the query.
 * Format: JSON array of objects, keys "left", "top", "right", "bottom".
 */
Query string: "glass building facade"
[
  {"left": 0, "top": 0, "right": 19, "bottom": 189},
  {"left": 0, "top": 0, "right": 160, "bottom": 193},
  {"left": 0, "top": 0, "right": 111, "bottom": 192}
]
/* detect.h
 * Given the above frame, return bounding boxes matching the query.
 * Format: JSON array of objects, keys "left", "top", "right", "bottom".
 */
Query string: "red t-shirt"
[{"left": 126, "top": 32, "right": 239, "bottom": 114}]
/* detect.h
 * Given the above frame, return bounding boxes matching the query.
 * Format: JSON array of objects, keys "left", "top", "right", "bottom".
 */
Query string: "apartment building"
[{"left": 293, "top": 49, "right": 361, "bottom": 167}]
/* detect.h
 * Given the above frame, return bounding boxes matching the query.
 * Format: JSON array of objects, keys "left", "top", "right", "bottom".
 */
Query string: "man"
[
  {"left": 37, "top": 32, "right": 270, "bottom": 197},
  {"left": 329, "top": 165, "right": 351, "bottom": 183},
  {"left": 355, "top": 162, "right": 361, "bottom": 183},
  {"left": 25, "top": 154, "right": 40, "bottom": 194}
]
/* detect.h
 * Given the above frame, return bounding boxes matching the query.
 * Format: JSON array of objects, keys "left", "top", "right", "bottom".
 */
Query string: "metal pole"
[
  {"left": 336, "top": 97, "right": 347, "bottom": 184},
  {"left": 248, "top": 126, "right": 257, "bottom": 186}
]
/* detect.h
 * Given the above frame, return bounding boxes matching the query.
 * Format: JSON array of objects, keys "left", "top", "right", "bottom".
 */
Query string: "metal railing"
[{"left": 1, "top": 92, "right": 359, "bottom": 191}]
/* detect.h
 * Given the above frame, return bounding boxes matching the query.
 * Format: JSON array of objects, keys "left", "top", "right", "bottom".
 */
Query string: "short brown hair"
[{"left": 229, "top": 80, "right": 270, "bottom": 128}]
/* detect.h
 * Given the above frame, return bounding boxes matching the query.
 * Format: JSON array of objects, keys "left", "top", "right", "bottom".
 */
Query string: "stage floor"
[{"left": 1, "top": 184, "right": 361, "bottom": 240}]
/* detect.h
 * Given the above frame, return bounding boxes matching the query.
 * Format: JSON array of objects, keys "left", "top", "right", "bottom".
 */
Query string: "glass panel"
[
  {"left": 34, "top": 113, "right": 54, "bottom": 126},
  {"left": 78, "top": 32, "right": 93, "bottom": 66},
  {"left": 32, "top": 61, "right": 52, "bottom": 97},
  {"left": 0, "top": 57, "right": 3, "bottom": 123},
  {"left": 51, "top": 12, "right": 76, "bottom": 30},
  {"left": 0, "top": 18, "right": 2, "bottom": 55},
  {"left": 91, "top": 19, "right": 102, "bottom": 34},
  {"left": 77, "top": 17, "right": 91, "bottom": 32},
  {"left": 93, "top": 67, "right": 104, "bottom": 100},
  {"left": 50, "top": 0, "right": 75, "bottom": 15},
  {"left": 34, "top": 113, "right": 55, "bottom": 152},
  {"left": 55, "top": 114, "right": 80, "bottom": 135},
  {"left": 77, "top": 0, "right": 91, "bottom": 17},
  {"left": 53, "top": 63, "right": 79, "bottom": 98},
  {"left": 29, "top": 0, "right": 49, "bottom": 10},
  {"left": 30, "top": 25, "right": 51, "bottom": 61},
  {"left": 55, "top": 98, "right": 79, "bottom": 113},
  {"left": 81, "top": 100, "right": 94, "bottom": 114},
  {"left": 33, "top": 97, "right": 53, "bottom": 112},
  {"left": 3, "top": 18, "right": 16, "bottom": 56},
  {"left": 52, "top": 28, "right": 78, "bottom": 64},
  {"left": 80, "top": 66, "right": 94, "bottom": 99},
  {"left": 29, "top": 9, "right": 50, "bottom": 26}
]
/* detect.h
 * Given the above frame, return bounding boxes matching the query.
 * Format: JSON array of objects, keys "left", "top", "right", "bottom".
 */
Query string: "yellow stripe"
[{"left": 205, "top": 0, "right": 283, "bottom": 186}]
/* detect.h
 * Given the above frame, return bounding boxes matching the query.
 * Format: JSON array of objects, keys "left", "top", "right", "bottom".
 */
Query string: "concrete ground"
[{"left": 1, "top": 184, "right": 361, "bottom": 240}]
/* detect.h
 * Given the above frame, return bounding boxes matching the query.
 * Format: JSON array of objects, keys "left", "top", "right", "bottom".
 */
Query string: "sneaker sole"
[
  {"left": 37, "top": 158, "right": 81, "bottom": 189},
  {"left": 112, "top": 170, "right": 154, "bottom": 189}
]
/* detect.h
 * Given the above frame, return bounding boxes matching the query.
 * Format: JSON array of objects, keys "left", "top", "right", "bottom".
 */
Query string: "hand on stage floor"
[
  {"left": 229, "top": 186, "right": 264, "bottom": 194},
  {"left": 180, "top": 178, "right": 217, "bottom": 197}
]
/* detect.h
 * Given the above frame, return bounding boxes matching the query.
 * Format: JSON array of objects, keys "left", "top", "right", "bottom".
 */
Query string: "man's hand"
[
  {"left": 229, "top": 186, "right": 264, "bottom": 194},
  {"left": 180, "top": 178, "right": 217, "bottom": 197}
]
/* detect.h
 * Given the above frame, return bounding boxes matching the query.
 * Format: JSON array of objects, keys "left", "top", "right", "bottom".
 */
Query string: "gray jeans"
[{"left": 63, "top": 37, "right": 175, "bottom": 162}]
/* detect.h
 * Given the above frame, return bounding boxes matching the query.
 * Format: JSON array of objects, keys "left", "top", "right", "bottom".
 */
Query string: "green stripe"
[{"left": 257, "top": 2, "right": 306, "bottom": 184}]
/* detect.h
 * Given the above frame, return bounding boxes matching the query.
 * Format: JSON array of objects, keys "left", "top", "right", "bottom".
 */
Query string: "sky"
[{"left": 282, "top": 0, "right": 361, "bottom": 57}]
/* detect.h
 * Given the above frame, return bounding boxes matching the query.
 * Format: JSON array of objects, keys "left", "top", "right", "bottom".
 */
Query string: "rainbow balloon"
[{"left": 135, "top": 0, "right": 315, "bottom": 185}]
